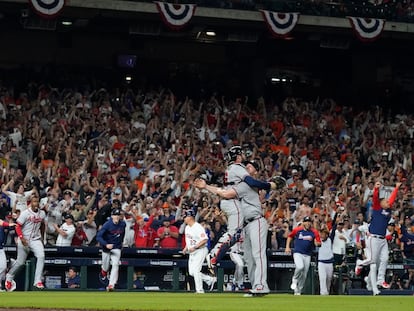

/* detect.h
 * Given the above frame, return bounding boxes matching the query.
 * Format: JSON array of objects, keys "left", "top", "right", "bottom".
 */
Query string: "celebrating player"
[
  {"left": 96, "top": 208, "right": 126, "bottom": 292},
  {"left": 194, "top": 168, "right": 271, "bottom": 297},
  {"left": 354, "top": 181, "right": 401, "bottom": 295},
  {"left": 317, "top": 227, "right": 334, "bottom": 295},
  {"left": 0, "top": 218, "right": 15, "bottom": 291},
  {"left": 207, "top": 146, "right": 279, "bottom": 269},
  {"left": 182, "top": 209, "right": 217, "bottom": 294},
  {"left": 285, "top": 216, "right": 321, "bottom": 295},
  {"left": 5, "top": 196, "right": 46, "bottom": 291}
]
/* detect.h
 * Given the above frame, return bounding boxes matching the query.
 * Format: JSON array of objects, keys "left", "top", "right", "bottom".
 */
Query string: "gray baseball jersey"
[
  {"left": 17, "top": 208, "right": 46, "bottom": 241},
  {"left": 224, "top": 163, "right": 248, "bottom": 186},
  {"left": 233, "top": 182, "right": 263, "bottom": 221},
  {"left": 233, "top": 181, "right": 269, "bottom": 294}
]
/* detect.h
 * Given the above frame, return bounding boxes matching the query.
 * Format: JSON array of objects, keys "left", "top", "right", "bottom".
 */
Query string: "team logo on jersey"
[
  {"left": 29, "top": 215, "right": 43, "bottom": 223},
  {"left": 381, "top": 209, "right": 390, "bottom": 216},
  {"left": 298, "top": 232, "right": 313, "bottom": 241}
]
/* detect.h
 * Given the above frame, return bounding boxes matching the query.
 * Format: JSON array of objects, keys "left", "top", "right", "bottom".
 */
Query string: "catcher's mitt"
[{"left": 272, "top": 176, "right": 287, "bottom": 190}]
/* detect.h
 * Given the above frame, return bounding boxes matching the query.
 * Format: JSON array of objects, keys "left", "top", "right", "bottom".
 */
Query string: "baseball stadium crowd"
[{"left": 1, "top": 79, "right": 414, "bottom": 291}]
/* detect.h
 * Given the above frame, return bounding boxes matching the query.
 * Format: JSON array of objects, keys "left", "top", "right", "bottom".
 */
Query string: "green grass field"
[{"left": 0, "top": 292, "right": 412, "bottom": 311}]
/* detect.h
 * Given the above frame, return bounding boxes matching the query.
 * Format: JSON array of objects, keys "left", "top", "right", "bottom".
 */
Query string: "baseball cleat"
[
  {"left": 34, "top": 282, "right": 45, "bottom": 290},
  {"left": 243, "top": 290, "right": 267, "bottom": 297},
  {"left": 354, "top": 265, "right": 363, "bottom": 276},
  {"left": 294, "top": 293, "right": 301, "bottom": 296},
  {"left": 364, "top": 276, "right": 372, "bottom": 291},
  {"left": 290, "top": 279, "right": 297, "bottom": 290},
  {"left": 373, "top": 289, "right": 381, "bottom": 296},
  {"left": 5, "top": 280, "right": 16, "bottom": 292},
  {"left": 106, "top": 285, "right": 114, "bottom": 292},
  {"left": 209, "top": 277, "right": 217, "bottom": 291},
  {"left": 377, "top": 281, "right": 390, "bottom": 289},
  {"left": 99, "top": 271, "right": 109, "bottom": 286}
]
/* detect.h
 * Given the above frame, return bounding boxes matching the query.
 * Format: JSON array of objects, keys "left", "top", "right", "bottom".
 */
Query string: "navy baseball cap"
[
  {"left": 111, "top": 209, "right": 122, "bottom": 216},
  {"left": 64, "top": 214, "right": 74, "bottom": 221},
  {"left": 183, "top": 209, "right": 195, "bottom": 218},
  {"left": 303, "top": 216, "right": 312, "bottom": 222}
]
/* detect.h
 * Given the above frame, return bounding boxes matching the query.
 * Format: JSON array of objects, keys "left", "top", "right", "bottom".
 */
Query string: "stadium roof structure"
[{"left": 1, "top": 0, "right": 414, "bottom": 106}]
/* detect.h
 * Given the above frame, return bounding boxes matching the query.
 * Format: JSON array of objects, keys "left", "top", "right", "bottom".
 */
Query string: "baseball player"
[
  {"left": 285, "top": 216, "right": 321, "bottom": 295},
  {"left": 5, "top": 196, "right": 46, "bottom": 291},
  {"left": 354, "top": 181, "right": 401, "bottom": 295},
  {"left": 229, "top": 241, "right": 245, "bottom": 291},
  {"left": 182, "top": 209, "right": 216, "bottom": 293},
  {"left": 96, "top": 208, "right": 126, "bottom": 292},
  {"left": 317, "top": 227, "right": 334, "bottom": 295},
  {"left": 0, "top": 218, "right": 15, "bottom": 291},
  {"left": 194, "top": 169, "right": 271, "bottom": 297},
  {"left": 208, "top": 146, "right": 278, "bottom": 268}
]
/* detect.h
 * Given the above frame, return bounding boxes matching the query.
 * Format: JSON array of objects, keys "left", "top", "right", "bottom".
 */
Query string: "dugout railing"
[{"left": 4, "top": 246, "right": 413, "bottom": 294}]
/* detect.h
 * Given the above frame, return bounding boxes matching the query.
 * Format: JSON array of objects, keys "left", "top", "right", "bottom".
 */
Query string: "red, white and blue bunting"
[
  {"left": 260, "top": 11, "right": 300, "bottom": 38},
  {"left": 29, "top": 0, "right": 65, "bottom": 18},
  {"left": 347, "top": 16, "right": 386, "bottom": 42},
  {"left": 154, "top": 1, "right": 197, "bottom": 31}
]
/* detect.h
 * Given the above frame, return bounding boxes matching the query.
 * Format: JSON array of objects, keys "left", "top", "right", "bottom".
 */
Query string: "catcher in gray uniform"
[{"left": 195, "top": 159, "right": 281, "bottom": 297}]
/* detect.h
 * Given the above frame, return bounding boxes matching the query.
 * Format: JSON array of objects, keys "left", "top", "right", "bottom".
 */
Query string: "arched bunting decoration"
[
  {"left": 154, "top": 1, "right": 197, "bottom": 31},
  {"left": 29, "top": 0, "right": 66, "bottom": 18},
  {"left": 260, "top": 10, "right": 300, "bottom": 38},
  {"left": 347, "top": 16, "right": 386, "bottom": 42}
]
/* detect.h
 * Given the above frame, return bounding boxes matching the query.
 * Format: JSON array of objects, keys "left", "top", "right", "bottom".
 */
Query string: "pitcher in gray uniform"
[{"left": 208, "top": 146, "right": 277, "bottom": 269}]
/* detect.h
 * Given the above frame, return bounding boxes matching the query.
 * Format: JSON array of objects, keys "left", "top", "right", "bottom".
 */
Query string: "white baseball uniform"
[
  {"left": 185, "top": 221, "right": 215, "bottom": 293},
  {"left": 6, "top": 207, "right": 46, "bottom": 286},
  {"left": 318, "top": 237, "right": 334, "bottom": 295},
  {"left": 229, "top": 242, "right": 245, "bottom": 289}
]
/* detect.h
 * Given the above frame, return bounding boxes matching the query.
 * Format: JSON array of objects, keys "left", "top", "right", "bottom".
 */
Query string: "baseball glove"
[{"left": 271, "top": 176, "right": 287, "bottom": 190}]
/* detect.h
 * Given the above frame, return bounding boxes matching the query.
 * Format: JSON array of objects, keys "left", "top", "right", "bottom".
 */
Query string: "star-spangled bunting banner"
[
  {"left": 29, "top": 0, "right": 66, "bottom": 18},
  {"left": 347, "top": 16, "right": 386, "bottom": 42},
  {"left": 154, "top": 1, "right": 197, "bottom": 31},
  {"left": 260, "top": 11, "right": 300, "bottom": 38}
]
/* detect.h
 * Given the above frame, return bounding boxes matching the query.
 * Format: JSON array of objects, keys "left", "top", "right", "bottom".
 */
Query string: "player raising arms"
[{"left": 354, "top": 181, "right": 401, "bottom": 295}]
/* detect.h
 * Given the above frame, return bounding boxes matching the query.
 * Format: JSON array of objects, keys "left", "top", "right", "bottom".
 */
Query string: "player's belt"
[
  {"left": 370, "top": 234, "right": 385, "bottom": 239},
  {"left": 224, "top": 182, "right": 235, "bottom": 185},
  {"left": 243, "top": 216, "right": 262, "bottom": 227}
]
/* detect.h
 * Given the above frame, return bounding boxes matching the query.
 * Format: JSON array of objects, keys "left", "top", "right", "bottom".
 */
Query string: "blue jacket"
[{"left": 96, "top": 218, "right": 126, "bottom": 251}]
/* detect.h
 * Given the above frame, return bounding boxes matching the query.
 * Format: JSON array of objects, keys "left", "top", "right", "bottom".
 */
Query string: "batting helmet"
[
  {"left": 183, "top": 209, "right": 196, "bottom": 218},
  {"left": 225, "top": 146, "right": 243, "bottom": 163}
]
